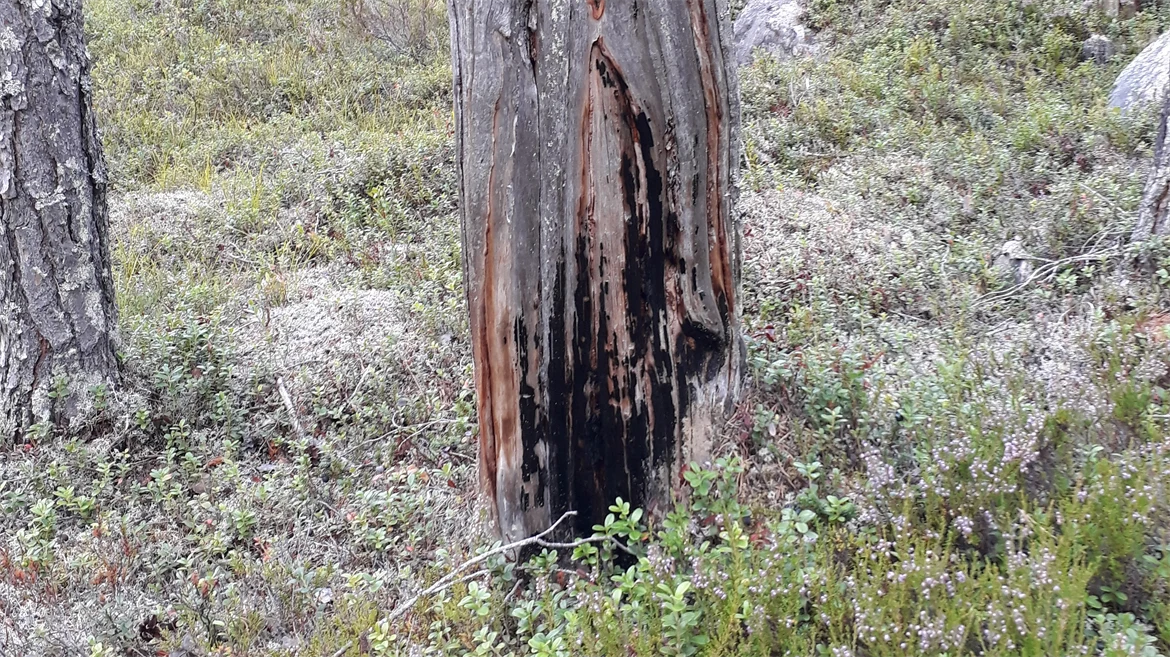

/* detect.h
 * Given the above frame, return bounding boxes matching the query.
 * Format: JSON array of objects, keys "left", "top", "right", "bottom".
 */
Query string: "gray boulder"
[
  {"left": 1081, "top": 34, "right": 1116, "bottom": 65},
  {"left": 733, "top": 0, "right": 815, "bottom": 68},
  {"left": 1110, "top": 32, "right": 1170, "bottom": 113}
]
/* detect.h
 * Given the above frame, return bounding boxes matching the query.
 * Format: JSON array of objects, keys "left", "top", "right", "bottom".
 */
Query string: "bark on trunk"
[
  {"left": 1135, "top": 91, "right": 1170, "bottom": 242},
  {"left": 1098, "top": 0, "right": 1139, "bottom": 19},
  {"left": 449, "top": 0, "right": 743, "bottom": 541},
  {"left": 0, "top": 0, "right": 118, "bottom": 441}
]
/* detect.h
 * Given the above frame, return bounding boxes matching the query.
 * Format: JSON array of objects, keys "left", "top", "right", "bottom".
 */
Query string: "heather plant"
[{"left": 372, "top": 456, "right": 1165, "bottom": 656}]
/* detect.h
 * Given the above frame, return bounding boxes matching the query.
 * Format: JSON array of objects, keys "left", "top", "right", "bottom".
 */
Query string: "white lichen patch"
[
  {"left": 0, "top": 71, "right": 25, "bottom": 100},
  {"left": 0, "top": 27, "right": 18, "bottom": 53},
  {"left": 243, "top": 281, "right": 409, "bottom": 376},
  {"left": 32, "top": 189, "right": 65, "bottom": 211}
]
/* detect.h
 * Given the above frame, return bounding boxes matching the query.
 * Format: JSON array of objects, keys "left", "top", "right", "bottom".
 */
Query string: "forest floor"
[{"left": 3, "top": 1, "right": 1170, "bottom": 656}]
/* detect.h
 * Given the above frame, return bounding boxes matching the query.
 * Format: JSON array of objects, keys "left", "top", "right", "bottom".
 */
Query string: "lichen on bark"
[{"left": 0, "top": 0, "right": 119, "bottom": 441}]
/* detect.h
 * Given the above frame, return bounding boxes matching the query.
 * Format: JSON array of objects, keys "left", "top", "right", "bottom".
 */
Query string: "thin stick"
[
  {"left": 384, "top": 511, "right": 578, "bottom": 622},
  {"left": 329, "top": 570, "right": 493, "bottom": 657},
  {"left": 339, "top": 417, "right": 466, "bottom": 459},
  {"left": 276, "top": 377, "right": 308, "bottom": 442},
  {"left": 328, "top": 511, "right": 639, "bottom": 657},
  {"left": 345, "top": 365, "right": 373, "bottom": 413},
  {"left": 974, "top": 248, "right": 1122, "bottom": 308},
  {"left": 385, "top": 512, "right": 637, "bottom": 622},
  {"left": 1078, "top": 182, "right": 1132, "bottom": 220}
]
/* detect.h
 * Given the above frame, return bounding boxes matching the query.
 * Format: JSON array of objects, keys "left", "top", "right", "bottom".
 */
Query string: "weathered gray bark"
[
  {"left": 1135, "top": 91, "right": 1170, "bottom": 242},
  {"left": 1098, "top": 0, "right": 1139, "bottom": 19},
  {"left": 449, "top": 0, "right": 743, "bottom": 541},
  {"left": 0, "top": 0, "right": 118, "bottom": 441}
]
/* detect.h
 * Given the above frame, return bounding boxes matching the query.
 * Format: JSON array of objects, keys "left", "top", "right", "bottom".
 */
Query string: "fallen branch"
[
  {"left": 328, "top": 511, "right": 634, "bottom": 656},
  {"left": 332, "top": 568, "right": 492, "bottom": 657},
  {"left": 1078, "top": 182, "right": 1133, "bottom": 222},
  {"left": 339, "top": 417, "right": 468, "bottom": 460},
  {"left": 974, "top": 248, "right": 1122, "bottom": 308},
  {"left": 384, "top": 511, "right": 579, "bottom": 622}
]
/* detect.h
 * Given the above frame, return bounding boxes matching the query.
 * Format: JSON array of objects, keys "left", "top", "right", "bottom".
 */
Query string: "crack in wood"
[{"left": 451, "top": 0, "right": 742, "bottom": 541}]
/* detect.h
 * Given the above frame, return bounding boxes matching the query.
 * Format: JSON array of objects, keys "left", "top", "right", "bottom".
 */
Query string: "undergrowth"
[{"left": 2, "top": 0, "right": 1169, "bottom": 655}]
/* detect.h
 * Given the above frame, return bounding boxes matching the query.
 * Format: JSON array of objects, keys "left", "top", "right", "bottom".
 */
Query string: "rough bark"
[
  {"left": 449, "top": 0, "right": 743, "bottom": 541},
  {"left": 1135, "top": 91, "right": 1170, "bottom": 242},
  {"left": 1098, "top": 0, "right": 1139, "bottom": 19},
  {"left": 0, "top": 0, "right": 118, "bottom": 441}
]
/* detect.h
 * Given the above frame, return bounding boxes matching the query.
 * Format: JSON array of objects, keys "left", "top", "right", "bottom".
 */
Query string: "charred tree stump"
[
  {"left": 449, "top": 0, "right": 743, "bottom": 541},
  {"left": 0, "top": 0, "right": 119, "bottom": 441}
]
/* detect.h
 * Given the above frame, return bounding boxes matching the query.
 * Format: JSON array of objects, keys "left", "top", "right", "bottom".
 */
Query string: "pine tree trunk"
[
  {"left": 1135, "top": 91, "right": 1170, "bottom": 242},
  {"left": 449, "top": 0, "right": 743, "bottom": 541},
  {"left": 0, "top": 0, "right": 118, "bottom": 441}
]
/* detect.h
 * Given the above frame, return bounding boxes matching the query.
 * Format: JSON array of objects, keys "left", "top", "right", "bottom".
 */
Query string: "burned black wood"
[{"left": 449, "top": 0, "right": 743, "bottom": 541}]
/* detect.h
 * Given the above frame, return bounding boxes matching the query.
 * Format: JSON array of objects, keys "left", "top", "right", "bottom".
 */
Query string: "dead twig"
[
  {"left": 329, "top": 511, "right": 635, "bottom": 656},
  {"left": 338, "top": 416, "right": 466, "bottom": 459},
  {"left": 382, "top": 511, "right": 634, "bottom": 622},
  {"left": 974, "top": 248, "right": 1122, "bottom": 308},
  {"left": 345, "top": 364, "right": 373, "bottom": 413},
  {"left": 384, "top": 511, "right": 578, "bottom": 622},
  {"left": 276, "top": 376, "right": 308, "bottom": 442}
]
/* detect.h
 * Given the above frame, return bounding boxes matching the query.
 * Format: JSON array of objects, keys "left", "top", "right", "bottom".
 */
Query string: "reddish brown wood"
[{"left": 449, "top": 0, "right": 743, "bottom": 541}]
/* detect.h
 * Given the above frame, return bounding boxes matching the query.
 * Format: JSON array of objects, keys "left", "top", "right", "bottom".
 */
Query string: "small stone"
[
  {"left": 994, "top": 238, "right": 1035, "bottom": 285},
  {"left": 1081, "top": 34, "right": 1116, "bottom": 65},
  {"left": 1087, "top": 0, "right": 1139, "bottom": 18},
  {"left": 169, "top": 634, "right": 202, "bottom": 657},
  {"left": 189, "top": 475, "right": 210, "bottom": 496},
  {"left": 315, "top": 587, "right": 334, "bottom": 606}
]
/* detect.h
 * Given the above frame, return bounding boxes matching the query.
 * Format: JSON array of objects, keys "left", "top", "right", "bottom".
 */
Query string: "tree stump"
[
  {"left": 449, "top": 0, "right": 744, "bottom": 541},
  {"left": 1135, "top": 92, "right": 1170, "bottom": 242}
]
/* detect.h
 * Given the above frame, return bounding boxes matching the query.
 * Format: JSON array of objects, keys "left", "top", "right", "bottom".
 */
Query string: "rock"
[
  {"left": 994, "top": 238, "right": 1035, "bottom": 286},
  {"left": 1110, "top": 32, "right": 1170, "bottom": 112},
  {"left": 1081, "top": 34, "right": 1116, "bottom": 64},
  {"left": 733, "top": 0, "right": 815, "bottom": 67},
  {"left": 169, "top": 634, "right": 203, "bottom": 657},
  {"left": 189, "top": 475, "right": 210, "bottom": 496},
  {"left": 315, "top": 587, "right": 334, "bottom": 606}
]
